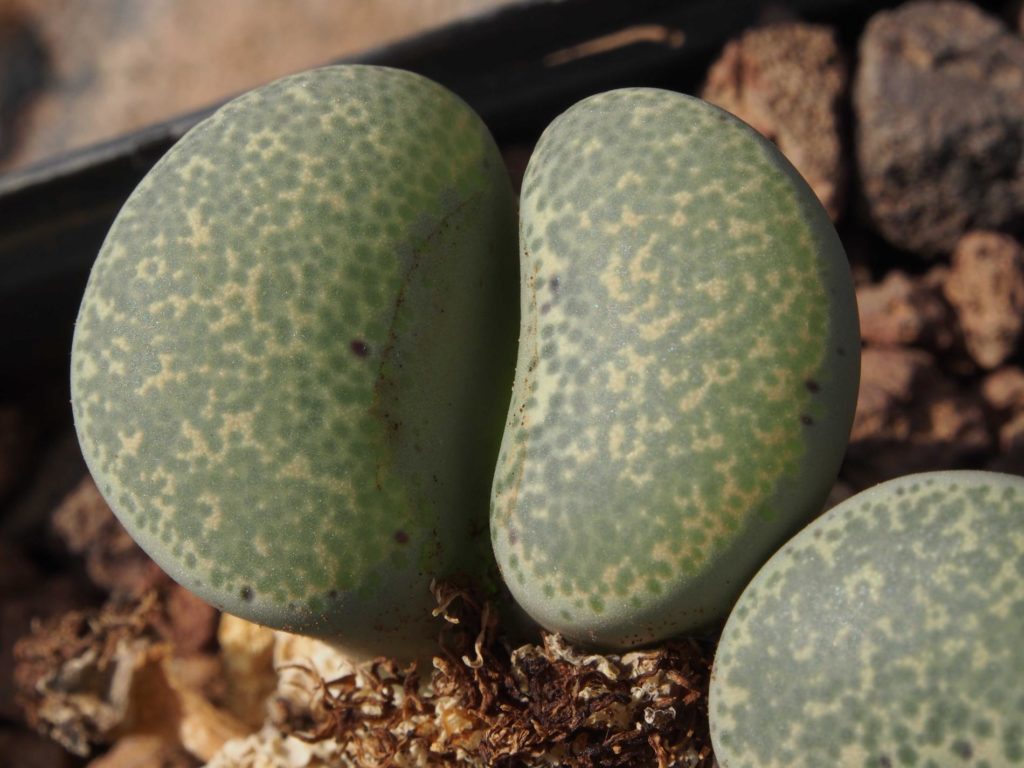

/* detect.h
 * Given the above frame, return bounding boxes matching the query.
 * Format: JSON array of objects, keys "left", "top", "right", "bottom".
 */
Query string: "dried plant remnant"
[
  {"left": 13, "top": 592, "right": 248, "bottom": 761},
  {"left": 245, "top": 584, "right": 715, "bottom": 768}
]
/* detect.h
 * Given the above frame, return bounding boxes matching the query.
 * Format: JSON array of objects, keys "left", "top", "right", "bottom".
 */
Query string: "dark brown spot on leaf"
[
  {"left": 952, "top": 741, "right": 973, "bottom": 760},
  {"left": 805, "top": 379, "right": 821, "bottom": 393},
  {"left": 240, "top": 585, "right": 254, "bottom": 602},
  {"left": 800, "top": 414, "right": 814, "bottom": 426},
  {"left": 394, "top": 530, "right": 409, "bottom": 544},
  {"left": 350, "top": 339, "right": 370, "bottom": 357}
]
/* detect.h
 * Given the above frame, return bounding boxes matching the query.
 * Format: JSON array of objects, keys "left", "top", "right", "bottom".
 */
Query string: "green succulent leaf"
[
  {"left": 71, "top": 65, "right": 518, "bottom": 659},
  {"left": 711, "top": 470, "right": 1024, "bottom": 767},
  {"left": 490, "top": 88, "right": 860, "bottom": 648}
]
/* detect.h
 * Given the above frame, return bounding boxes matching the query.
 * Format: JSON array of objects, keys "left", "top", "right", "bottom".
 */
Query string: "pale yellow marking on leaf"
[
  {"left": 134, "top": 255, "right": 165, "bottom": 283},
  {"left": 180, "top": 421, "right": 213, "bottom": 463},
  {"left": 650, "top": 540, "right": 679, "bottom": 570},
  {"left": 987, "top": 557, "right": 1024, "bottom": 620},
  {"left": 697, "top": 277, "right": 728, "bottom": 302},
  {"left": 621, "top": 206, "right": 643, "bottom": 228},
  {"left": 175, "top": 152, "right": 216, "bottom": 183},
  {"left": 279, "top": 454, "right": 314, "bottom": 481},
  {"left": 608, "top": 423, "right": 627, "bottom": 461},
  {"left": 185, "top": 208, "right": 213, "bottom": 249},
  {"left": 91, "top": 295, "right": 119, "bottom": 322},
  {"left": 607, "top": 364, "right": 630, "bottom": 394},
  {"left": 691, "top": 432, "right": 725, "bottom": 453},
  {"left": 670, "top": 190, "right": 693, "bottom": 207},
  {"left": 636, "top": 308, "right": 682, "bottom": 343},
  {"left": 287, "top": 208, "right": 306, "bottom": 229},
  {"left": 219, "top": 411, "right": 259, "bottom": 450},
  {"left": 712, "top": 454, "right": 766, "bottom": 521},
  {"left": 697, "top": 310, "right": 728, "bottom": 336},
  {"left": 200, "top": 492, "right": 223, "bottom": 534},
  {"left": 104, "top": 240, "right": 129, "bottom": 267},
  {"left": 598, "top": 261, "right": 626, "bottom": 301},
  {"left": 752, "top": 421, "right": 789, "bottom": 446},
  {"left": 200, "top": 386, "right": 219, "bottom": 421},
  {"left": 702, "top": 178, "right": 727, "bottom": 198},
  {"left": 628, "top": 233, "right": 661, "bottom": 286},
  {"left": 151, "top": 466, "right": 176, "bottom": 498},
  {"left": 151, "top": 495, "right": 176, "bottom": 520},
  {"left": 615, "top": 170, "right": 644, "bottom": 191},
  {"left": 118, "top": 429, "right": 144, "bottom": 458},
  {"left": 752, "top": 368, "right": 793, "bottom": 403},
  {"left": 600, "top": 561, "right": 640, "bottom": 597},
  {"left": 581, "top": 137, "right": 602, "bottom": 157},
  {"left": 148, "top": 293, "right": 191, "bottom": 321},
  {"left": 568, "top": 426, "right": 600, "bottom": 467},
  {"left": 78, "top": 354, "right": 100, "bottom": 381},
  {"left": 749, "top": 335, "right": 777, "bottom": 359},
  {"left": 98, "top": 347, "right": 127, "bottom": 377},
  {"left": 244, "top": 126, "right": 287, "bottom": 156},
  {"left": 677, "top": 380, "right": 711, "bottom": 414},
  {"left": 136, "top": 353, "right": 187, "bottom": 396}
]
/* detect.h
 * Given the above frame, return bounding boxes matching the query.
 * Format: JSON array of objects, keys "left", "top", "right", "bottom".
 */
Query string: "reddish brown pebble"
[
  {"left": 856, "top": 270, "right": 955, "bottom": 351},
  {"left": 846, "top": 347, "right": 991, "bottom": 487},
  {"left": 854, "top": 1, "right": 1024, "bottom": 255},
  {"left": 943, "top": 231, "right": 1024, "bottom": 369},
  {"left": 981, "top": 367, "right": 1024, "bottom": 412}
]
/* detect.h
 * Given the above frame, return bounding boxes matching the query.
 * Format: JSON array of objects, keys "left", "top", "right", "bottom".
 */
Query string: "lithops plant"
[
  {"left": 71, "top": 65, "right": 519, "bottom": 660},
  {"left": 710, "top": 470, "right": 1024, "bottom": 767},
  {"left": 490, "top": 88, "right": 860, "bottom": 648}
]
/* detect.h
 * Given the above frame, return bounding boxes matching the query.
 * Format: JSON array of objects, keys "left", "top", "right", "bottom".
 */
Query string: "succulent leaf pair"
[{"left": 73, "top": 66, "right": 861, "bottom": 655}]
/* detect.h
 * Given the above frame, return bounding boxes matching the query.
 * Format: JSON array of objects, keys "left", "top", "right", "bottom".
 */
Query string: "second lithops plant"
[
  {"left": 710, "top": 470, "right": 1024, "bottom": 767},
  {"left": 71, "top": 65, "right": 518, "bottom": 660},
  {"left": 489, "top": 88, "right": 860, "bottom": 648}
]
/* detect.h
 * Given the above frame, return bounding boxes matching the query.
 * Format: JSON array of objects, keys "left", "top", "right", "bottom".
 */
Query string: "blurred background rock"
[{"left": 0, "top": 0, "right": 512, "bottom": 172}]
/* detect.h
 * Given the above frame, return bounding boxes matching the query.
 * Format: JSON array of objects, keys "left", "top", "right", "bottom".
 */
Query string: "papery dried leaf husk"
[
  {"left": 211, "top": 583, "right": 714, "bottom": 768},
  {"left": 14, "top": 592, "right": 248, "bottom": 761}
]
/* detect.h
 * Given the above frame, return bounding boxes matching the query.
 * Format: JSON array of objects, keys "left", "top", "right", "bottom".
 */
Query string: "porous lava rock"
[
  {"left": 854, "top": 0, "right": 1024, "bottom": 255},
  {"left": 846, "top": 347, "right": 991, "bottom": 487},
  {"left": 981, "top": 365, "right": 1024, "bottom": 413},
  {"left": 856, "top": 268, "right": 956, "bottom": 350},
  {"left": 942, "top": 231, "right": 1024, "bottom": 369}
]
